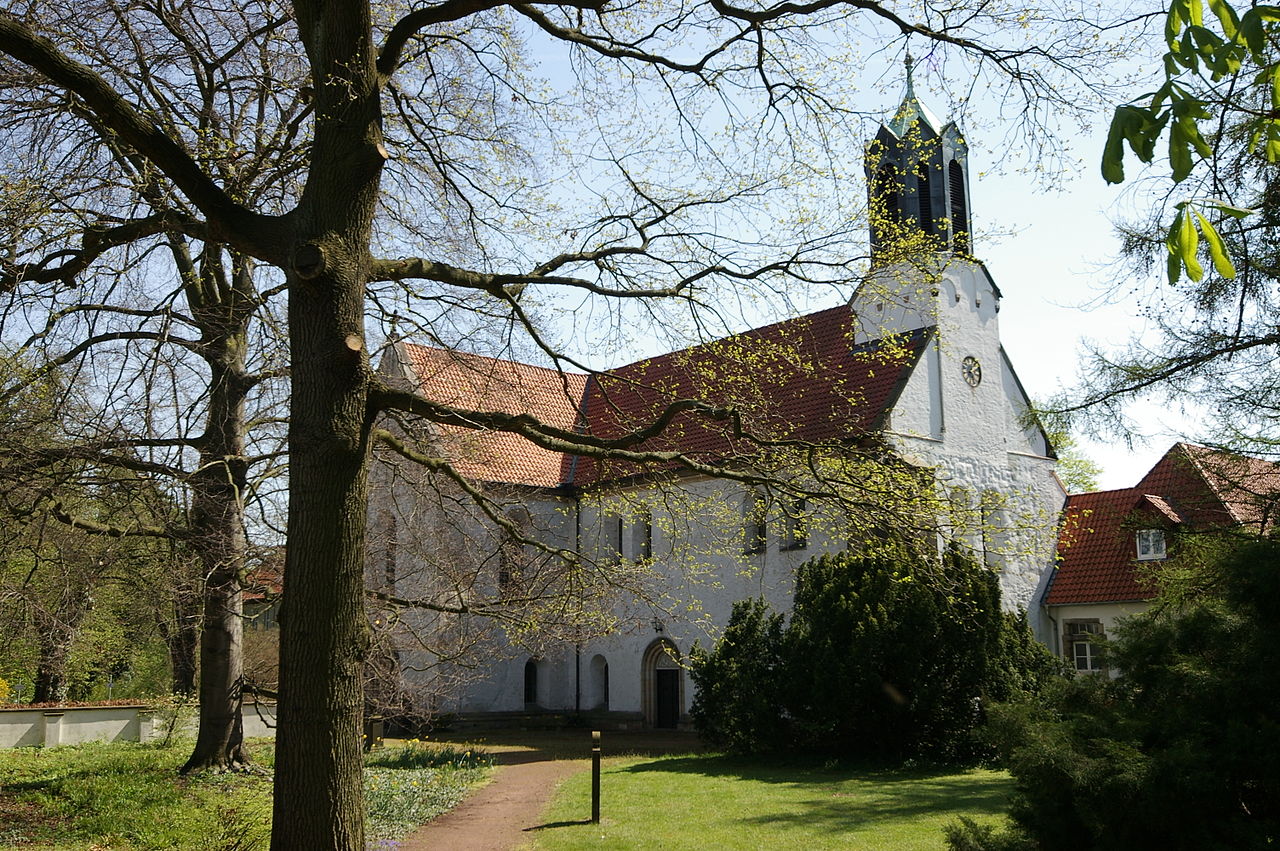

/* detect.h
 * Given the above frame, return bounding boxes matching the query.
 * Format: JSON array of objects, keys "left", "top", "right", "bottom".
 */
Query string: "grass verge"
[
  {"left": 0, "top": 738, "right": 490, "bottom": 850},
  {"left": 530, "top": 753, "right": 1012, "bottom": 851}
]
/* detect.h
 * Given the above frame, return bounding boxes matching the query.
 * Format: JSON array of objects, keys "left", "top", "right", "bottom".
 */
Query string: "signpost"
[{"left": 591, "top": 730, "right": 601, "bottom": 824}]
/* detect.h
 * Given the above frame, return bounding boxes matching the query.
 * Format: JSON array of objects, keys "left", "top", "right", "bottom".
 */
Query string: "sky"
[{"left": 968, "top": 118, "right": 1200, "bottom": 491}]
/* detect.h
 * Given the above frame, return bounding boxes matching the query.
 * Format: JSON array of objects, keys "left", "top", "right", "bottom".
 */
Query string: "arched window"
[
  {"left": 948, "top": 160, "right": 969, "bottom": 253},
  {"left": 523, "top": 659, "right": 539, "bottom": 707},
  {"left": 873, "top": 166, "right": 900, "bottom": 231},
  {"left": 589, "top": 654, "right": 609, "bottom": 710}
]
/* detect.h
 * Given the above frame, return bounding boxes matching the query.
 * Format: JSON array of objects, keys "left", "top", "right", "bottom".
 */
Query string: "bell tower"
[{"left": 866, "top": 56, "right": 972, "bottom": 262}]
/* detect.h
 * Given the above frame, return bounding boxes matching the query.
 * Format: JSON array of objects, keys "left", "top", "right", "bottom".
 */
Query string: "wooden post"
[{"left": 591, "top": 730, "right": 601, "bottom": 824}]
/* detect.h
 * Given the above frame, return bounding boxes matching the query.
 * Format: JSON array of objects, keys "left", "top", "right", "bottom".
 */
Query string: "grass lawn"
[
  {"left": 0, "top": 737, "right": 490, "bottom": 850},
  {"left": 530, "top": 753, "right": 1012, "bottom": 851}
]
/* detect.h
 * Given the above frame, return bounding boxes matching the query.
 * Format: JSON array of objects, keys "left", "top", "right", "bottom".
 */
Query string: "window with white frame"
[
  {"left": 1136, "top": 528, "right": 1167, "bottom": 561},
  {"left": 1065, "top": 621, "right": 1105, "bottom": 672}
]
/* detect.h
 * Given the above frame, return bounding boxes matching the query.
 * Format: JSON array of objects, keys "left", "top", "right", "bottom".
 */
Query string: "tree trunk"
[
  {"left": 166, "top": 582, "right": 201, "bottom": 695},
  {"left": 270, "top": 2, "right": 383, "bottom": 844},
  {"left": 180, "top": 249, "right": 254, "bottom": 773},
  {"left": 30, "top": 590, "right": 91, "bottom": 704},
  {"left": 271, "top": 267, "right": 375, "bottom": 847},
  {"left": 32, "top": 629, "right": 74, "bottom": 703}
]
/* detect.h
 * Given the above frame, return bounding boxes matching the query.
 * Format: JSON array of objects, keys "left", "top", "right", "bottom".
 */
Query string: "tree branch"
[
  {"left": 0, "top": 15, "right": 289, "bottom": 262},
  {"left": 0, "top": 212, "right": 208, "bottom": 293}
]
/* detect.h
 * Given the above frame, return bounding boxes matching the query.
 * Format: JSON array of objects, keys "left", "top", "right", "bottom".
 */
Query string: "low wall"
[{"left": 0, "top": 702, "right": 278, "bottom": 748}]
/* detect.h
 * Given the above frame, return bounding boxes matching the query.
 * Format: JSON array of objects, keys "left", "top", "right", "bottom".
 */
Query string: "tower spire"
[{"left": 865, "top": 56, "right": 973, "bottom": 261}]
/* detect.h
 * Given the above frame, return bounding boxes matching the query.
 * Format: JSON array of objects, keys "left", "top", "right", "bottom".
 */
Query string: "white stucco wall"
[{"left": 1045, "top": 601, "right": 1152, "bottom": 656}]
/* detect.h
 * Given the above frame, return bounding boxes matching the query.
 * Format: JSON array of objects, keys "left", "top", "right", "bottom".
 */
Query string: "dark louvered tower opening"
[
  {"left": 917, "top": 162, "right": 934, "bottom": 235},
  {"left": 874, "top": 166, "right": 900, "bottom": 229},
  {"left": 949, "top": 160, "right": 968, "bottom": 253}
]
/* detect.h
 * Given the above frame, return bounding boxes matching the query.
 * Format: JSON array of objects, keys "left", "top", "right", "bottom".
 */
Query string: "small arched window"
[
  {"left": 523, "top": 659, "right": 539, "bottom": 706},
  {"left": 949, "top": 160, "right": 969, "bottom": 253}
]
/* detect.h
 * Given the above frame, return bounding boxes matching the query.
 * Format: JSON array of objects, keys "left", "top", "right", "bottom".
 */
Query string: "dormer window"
[{"left": 1136, "top": 529, "right": 1167, "bottom": 561}]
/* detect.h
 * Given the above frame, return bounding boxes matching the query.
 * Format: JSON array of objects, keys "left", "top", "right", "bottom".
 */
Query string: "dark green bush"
[
  {"left": 955, "top": 536, "right": 1280, "bottom": 851},
  {"left": 691, "top": 543, "right": 1062, "bottom": 760},
  {"left": 689, "top": 597, "right": 787, "bottom": 752}
]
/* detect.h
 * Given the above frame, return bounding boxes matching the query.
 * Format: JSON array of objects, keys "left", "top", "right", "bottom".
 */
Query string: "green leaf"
[
  {"left": 1170, "top": 122, "right": 1194, "bottom": 181},
  {"left": 1167, "top": 0, "right": 1186, "bottom": 44},
  {"left": 1179, "top": 30, "right": 1202, "bottom": 71},
  {"left": 1194, "top": 209, "right": 1236, "bottom": 278},
  {"left": 1102, "top": 105, "right": 1166, "bottom": 183},
  {"left": 1208, "top": 200, "right": 1254, "bottom": 219},
  {"left": 1167, "top": 248, "right": 1183, "bottom": 284},
  {"left": 1207, "top": 0, "right": 1239, "bottom": 38},
  {"left": 1180, "top": 206, "right": 1204, "bottom": 280},
  {"left": 1102, "top": 114, "right": 1128, "bottom": 184},
  {"left": 1166, "top": 213, "right": 1185, "bottom": 284},
  {"left": 1272, "top": 66, "right": 1280, "bottom": 110},
  {"left": 1267, "top": 124, "right": 1280, "bottom": 163},
  {"left": 1239, "top": 8, "right": 1265, "bottom": 54}
]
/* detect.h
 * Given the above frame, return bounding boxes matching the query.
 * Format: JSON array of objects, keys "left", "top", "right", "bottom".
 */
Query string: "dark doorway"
[
  {"left": 655, "top": 668, "right": 679, "bottom": 728},
  {"left": 524, "top": 659, "right": 538, "bottom": 707}
]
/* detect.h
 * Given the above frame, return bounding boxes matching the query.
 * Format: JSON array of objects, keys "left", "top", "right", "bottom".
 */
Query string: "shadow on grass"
[
  {"left": 619, "top": 754, "right": 1010, "bottom": 834},
  {"left": 524, "top": 819, "right": 595, "bottom": 831},
  {"left": 428, "top": 728, "right": 707, "bottom": 765}
]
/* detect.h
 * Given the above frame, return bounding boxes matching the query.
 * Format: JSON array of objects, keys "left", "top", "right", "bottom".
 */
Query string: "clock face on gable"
[{"left": 962, "top": 356, "right": 982, "bottom": 387}]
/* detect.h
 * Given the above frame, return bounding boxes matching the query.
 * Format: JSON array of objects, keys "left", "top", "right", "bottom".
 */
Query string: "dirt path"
[
  {"left": 397, "top": 752, "right": 584, "bottom": 851},
  {"left": 397, "top": 729, "right": 703, "bottom": 850}
]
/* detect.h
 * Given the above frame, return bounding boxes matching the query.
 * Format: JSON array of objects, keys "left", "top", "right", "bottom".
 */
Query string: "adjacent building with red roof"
[{"left": 1044, "top": 443, "right": 1280, "bottom": 673}]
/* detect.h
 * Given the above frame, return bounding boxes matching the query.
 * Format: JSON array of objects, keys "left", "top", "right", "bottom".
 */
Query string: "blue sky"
[{"left": 971, "top": 115, "right": 1199, "bottom": 490}]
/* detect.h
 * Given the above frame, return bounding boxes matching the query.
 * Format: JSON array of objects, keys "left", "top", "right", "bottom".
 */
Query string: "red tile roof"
[
  {"left": 1046, "top": 443, "right": 1280, "bottom": 606},
  {"left": 399, "top": 344, "right": 588, "bottom": 488},
  {"left": 565, "top": 306, "right": 929, "bottom": 484},
  {"left": 1046, "top": 487, "right": 1156, "bottom": 605},
  {"left": 1178, "top": 443, "right": 1280, "bottom": 531},
  {"left": 398, "top": 305, "right": 929, "bottom": 488}
]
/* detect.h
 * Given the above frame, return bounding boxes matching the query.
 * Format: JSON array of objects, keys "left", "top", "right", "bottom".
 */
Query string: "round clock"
[{"left": 962, "top": 356, "right": 982, "bottom": 387}]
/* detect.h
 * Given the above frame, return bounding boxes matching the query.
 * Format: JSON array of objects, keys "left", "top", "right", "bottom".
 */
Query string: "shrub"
[
  {"left": 689, "top": 598, "right": 788, "bottom": 752},
  {"left": 0, "top": 675, "right": 9, "bottom": 704},
  {"left": 957, "top": 536, "right": 1280, "bottom": 850},
  {"left": 785, "top": 543, "right": 1013, "bottom": 759},
  {"left": 691, "top": 543, "right": 1062, "bottom": 760}
]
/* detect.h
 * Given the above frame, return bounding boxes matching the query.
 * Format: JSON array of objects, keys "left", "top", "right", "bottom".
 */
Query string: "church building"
[{"left": 367, "top": 80, "right": 1067, "bottom": 728}]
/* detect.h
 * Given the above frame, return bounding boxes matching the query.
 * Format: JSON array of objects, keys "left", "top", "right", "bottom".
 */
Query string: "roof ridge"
[
  {"left": 400, "top": 340, "right": 588, "bottom": 379},
  {"left": 600, "top": 303, "right": 856, "bottom": 375}
]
